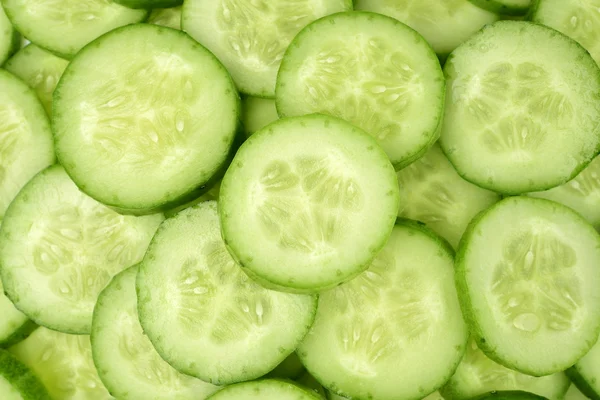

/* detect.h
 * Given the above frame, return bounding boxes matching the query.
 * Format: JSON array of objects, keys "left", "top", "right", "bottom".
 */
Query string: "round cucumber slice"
[
  {"left": 115, "top": 0, "right": 182, "bottom": 9},
  {"left": 137, "top": 201, "right": 317, "bottom": 385},
  {"left": 0, "top": 165, "right": 163, "bottom": 334},
  {"left": 0, "top": 4, "right": 19, "bottom": 66},
  {"left": 441, "top": 339, "right": 570, "bottom": 400},
  {"left": 531, "top": 0, "right": 600, "bottom": 67},
  {"left": 9, "top": 327, "right": 112, "bottom": 400},
  {"left": 92, "top": 266, "right": 219, "bottom": 399},
  {"left": 397, "top": 143, "right": 501, "bottom": 249},
  {"left": 0, "top": 69, "right": 55, "bottom": 224},
  {"left": 147, "top": 6, "right": 181, "bottom": 29},
  {"left": 219, "top": 115, "right": 399, "bottom": 293},
  {"left": 276, "top": 11, "right": 444, "bottom": 169},
  {"left": 441, "top": 21, "right": 600, "bottom": 194},
  {"left": 0, "top": 349, "right": 50, "bottom": 400},
  {"left": 241, "top": 96, "right": 279, "bottom": 137},
  {"left": 182, "top": 0, "right": 352, "bottom": 97},
  {"left": 298, "top": 220, "right": 468, "bottom": 400},
  {"left": 354, "top": 0, "right": 498, "bottom": 57},
  {"left": 529, "top": 155, "right": 600, "bottom": 231},
  {"left": 207, "top": 380, "right": 322, "bottom": 400},
  {"left": 4, "top": 44, "right": 69, "bottom": 115},
  {"left": 53, "top": 24, "right": 239, "bottom": 215},
  {"left": 1, "top": 0, "right": 146, "bottom": 59},
  {"left": 469, "top": 0, "right": 531, "bottom": 15},
  {"left": 456, "top": 196, "right": 600, "bottom": 375}
]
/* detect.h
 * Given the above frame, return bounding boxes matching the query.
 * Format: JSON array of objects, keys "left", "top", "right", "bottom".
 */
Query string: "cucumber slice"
[
  {"left": 531, "top": 0, "right": 600, "bottom": 67},
  {"left": 147, "top": 6, "right": 181, "bottom": 29},
  {"left": 441, "top": 339, "right": 570, "bottom": 400},
  {"left": 0, "top": 69, "right": 55, "bottom": 224},
  {"left": 266, "top": 353, "right": 305, "bottom": 380},
  {"left": 456, "top": 196, "right": 600, "bottom": 375},
  {"left": 1, "top": 0, "right": 146, "bottom": 59},
  {"left": 4, "top": 44, "right": 69, "bottom": 115},
  {"left": 92, "top": 266, "right": 219, "bottom": 399},
  {"left": 472, "top": 392, "right": 549, "bottom": 400},
  {"left": 276, "top": 11, "right": 444, "bottom": 169},
  {"left": 529, "top": 155, "right": 600, "bottom": 231},
  {"left": 219, "top": 115, "right": 399, "bottom": 292},
  {"left": 0, "top": 349, "right": 50, "bottom": 400},
  {"left": 565, "top": 384, "right": 590, "bottom": 400},
  {"left": 298, "top": 220, "right": 468, "bottom": 400},
  {"left": 440, "top": 21, "right": 600, "bottom": 194},
  {"left": 0, "top": 4, "right": 19, "bottom": 65},
  {"left": 115, "top": 0, "right": 182, "bottom": 9},
  {"left": 397, "top": 143, "right": 501, "bottom": 249},
  {"left": 469, "top": 0, "right": 531, "bottom": 15},
  {"left": 0, "top": 165, "right": 163, "bottom": 334},
  {"left": 0, "top": 281, "right": 35, "bottom": 348},
  {"left": 241, "top": 96, "right": 279, "bottom": 137},
  {"left": 53, "top": 24, "right": 240, "bottom": 215},
  {"left": 567, "top": 337, "right": 600, "bottom": 400},
  {"left": 137, "top": 201, "right": 317, "bottom": 385},
  {"left": 207, "top": 380, "right": 322, "bottom": 400},
  {"left": 182, "top": 0, "right": 352, "bottom": 97},
  {"left": 354, "top": 0, "right": 498, "bottom": 57},
  {"left": 9, "top": 327, "right": 112, "bottom": 400}
]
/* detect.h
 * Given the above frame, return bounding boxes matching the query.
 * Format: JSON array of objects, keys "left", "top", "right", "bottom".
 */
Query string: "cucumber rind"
[
  {"left": 0, "top": 319, "right": 37, "bottom": 349},
  {"left": 0, "top": 349, "right": 50, "bottom": 400}
]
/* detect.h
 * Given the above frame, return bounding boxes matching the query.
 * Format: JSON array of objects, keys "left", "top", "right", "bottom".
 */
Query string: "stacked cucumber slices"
[{"left": 2, "top": 0, "right": 600, "bottom": 399}]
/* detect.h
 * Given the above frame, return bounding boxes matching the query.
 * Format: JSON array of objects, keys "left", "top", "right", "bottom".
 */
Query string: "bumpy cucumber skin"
[
  {"left": 470, "top": 391, "right": 549, "bottom": 400},
  {"left": 566, "top": 368, "right": 600, "bottom": 400},
  {"left": 455, "top": 196, "right": 600, "bottom": 376},
  {"left": 0, "top": 349, "right": 51, "bottom": 400},
  {"left": 469, "top": 0, "right": 531, "bottom": 15},
  {"left": 115, "top": 0, "right": 182, "bottom": 9},
  {"left": 0, "top": 320, "right": 37, "bottom": 349}
]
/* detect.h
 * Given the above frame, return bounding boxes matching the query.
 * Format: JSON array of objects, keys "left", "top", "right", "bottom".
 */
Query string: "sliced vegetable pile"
[{"left": 0, "top": 0, "right": 600, "bottom": 400}]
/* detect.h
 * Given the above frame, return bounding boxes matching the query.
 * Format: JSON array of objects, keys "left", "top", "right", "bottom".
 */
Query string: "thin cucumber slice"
[
  {"left": 441, "top": 339, "right": 570, "bottom": 400},
  {"left": 529, "top": 155, "right": 600, "bottom": 231},
  {"left": 0, "top": 69, "right": 55, "bottom": 223},
  {"left": 567, "top": 338, "right": 600, "bottom": 400},
  {"left": 440, "top": 21, "right": 600, "bottom": 194},
  {"left": 0, "top": 349, "right": 50, "bottom": 400},
  {"left": 276, "top": 11, "right": 444, "bottom": 169},
  {"left": 182, "top": 0, "right": 352, "bottom": 97},
  {"left": 565, "top": 385, "right": 590, "bottom": 400},
  {"left": 241, "top": 96, "right": 279, "bottom": 137},
  {"left": 116, "top": 0, "right": 182, "bottom": 9},
  {"left": 0, "top": 281, "right": 35, "bottom": 348},
  {"left": 4, "top": 44, "right": 69, "bottom": 115},
  {"left": 472, "top": 392, "right": 548, "bottom": 400},
  {"left": 91, "top": 266, "right": 219, "bottom": 399},
  {"left": 397, "top": 143, "right": 501, "bottom": 249},
  {"left": 266, "top": 353, "right": 305, "bottom": 380},
  {"left": 469, "top": 0, "right": 531, "bottom": 15},
  {"left": 456, "top": 196, "right": 600, "bottom": 375},
  {"left": 207, "top": 380, "right": 322, "bottom": 400},
  {"left": 219, "top": 115, "right": 399, "bottom": 292},
  {"left": 147, "top": 6, "right": 181, "bottom": 29},
  {"left": 0, "top": 4, "right": 19, "bottom": 65},
  {"left": 137, "top": 201, "right": 317, "bottom": 385},
  {"left": 531, "top": 0, "right": 600, "bottom": 67},
  {"left": 53, "top": 24, "right": 239, "bottom": 215},
  {"left": 0, "top": 165, "right": 163, "bottom": 334},
  {"left": 354, "top": 0, "right": 498, "bottom": 57},
  {"left": 298, "top": 220, "right": 468, "bottom": 400},
  {"left": 9, "top": 327, "right": 112, "bottom": 400},
  {"left": 1, "top": 0, "right": 147, "bottom": 59}
]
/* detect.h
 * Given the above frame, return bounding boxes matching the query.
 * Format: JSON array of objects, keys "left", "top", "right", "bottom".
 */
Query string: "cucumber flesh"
[
  {"left": 206, "top": 379, "right": 322, "bottom": 400},
  {"left": 0, "top": 349, "right": 50, "bottom": 400},
  {"left": 147, "top": 6, "right": 181, "bottom": 29}
]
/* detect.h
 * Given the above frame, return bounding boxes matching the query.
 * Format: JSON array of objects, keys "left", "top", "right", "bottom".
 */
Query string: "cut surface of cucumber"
[
  {"left": 0, "top": 4, "right": 19, "bottom": 65},
  {"left": 241, "top": 96, "right": 279, "bottom": 137},
  {"left": 0, "top": 281, "right": 35, "bottom": 348},
  {"left": 92, "top": 266, "right": 219, "bottom": 400},
  {"left": 568, "top": 337, "right": 600, "bottom": 400},
  {"left": 456, "top": 196, "right": 600, "bottom": 375},
  {"left": 219, "top": 114, "right": 399, "bottom": 292},
  {"left": 137, "top": 201, "right": 317, "bottom": 385},
  {"left": 53, "top": 24, "right": 239, "bottom": 214},
  {"left": 298, "top": 220, "right": 468, "bottom": 400},
  {"left": 354, "top": 0, "right": 498, "bottom": 57},
  {"left": 0, "top": 349, "right": 50, "bottom": 400},
  {"left": 440, "top": 21, "right": 600, "bottom": 194},
  {"left": 529, "top": 155, "right": 600, "bottom": 231},
  {"left": 182, "top": 0, "right": 352, "bottom": 97},
  {"left": 1, "top": 0, "right": 146, "bottom": 58},
  {"left": 9, "top": 327, "right": 112, "bottom": 400},
  {"left": 397, "top": 143, "right": 500, "bottom": 249},
  {"left": 4, "top": 44, "right": 69, "bottom": 115},
  {"left": 0, "top": 69, "right": 55, "bottom": 224},
  {"left": 276, "top": 11, "right": 444, "bottom": 169},
  {"left": 207, "top": 379, "right": 322, "bottom": 400},
  {"left": 0, "top": 165, "right": 163, "bottom": 334},
  {"left": 115, "top": 0, "right": 182, "bottom": 9},
  {"left": 441, "top": 339, "right": 570, "bottom": 400},
  {"left": 469, "top": 0, "right": 531, "bottom": 15},
  {"left": 147, "top": 6, "right": 181, "bottom": 29},
  {"left": 531, "top": 0, "right": 600, "bottom": 67}
]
